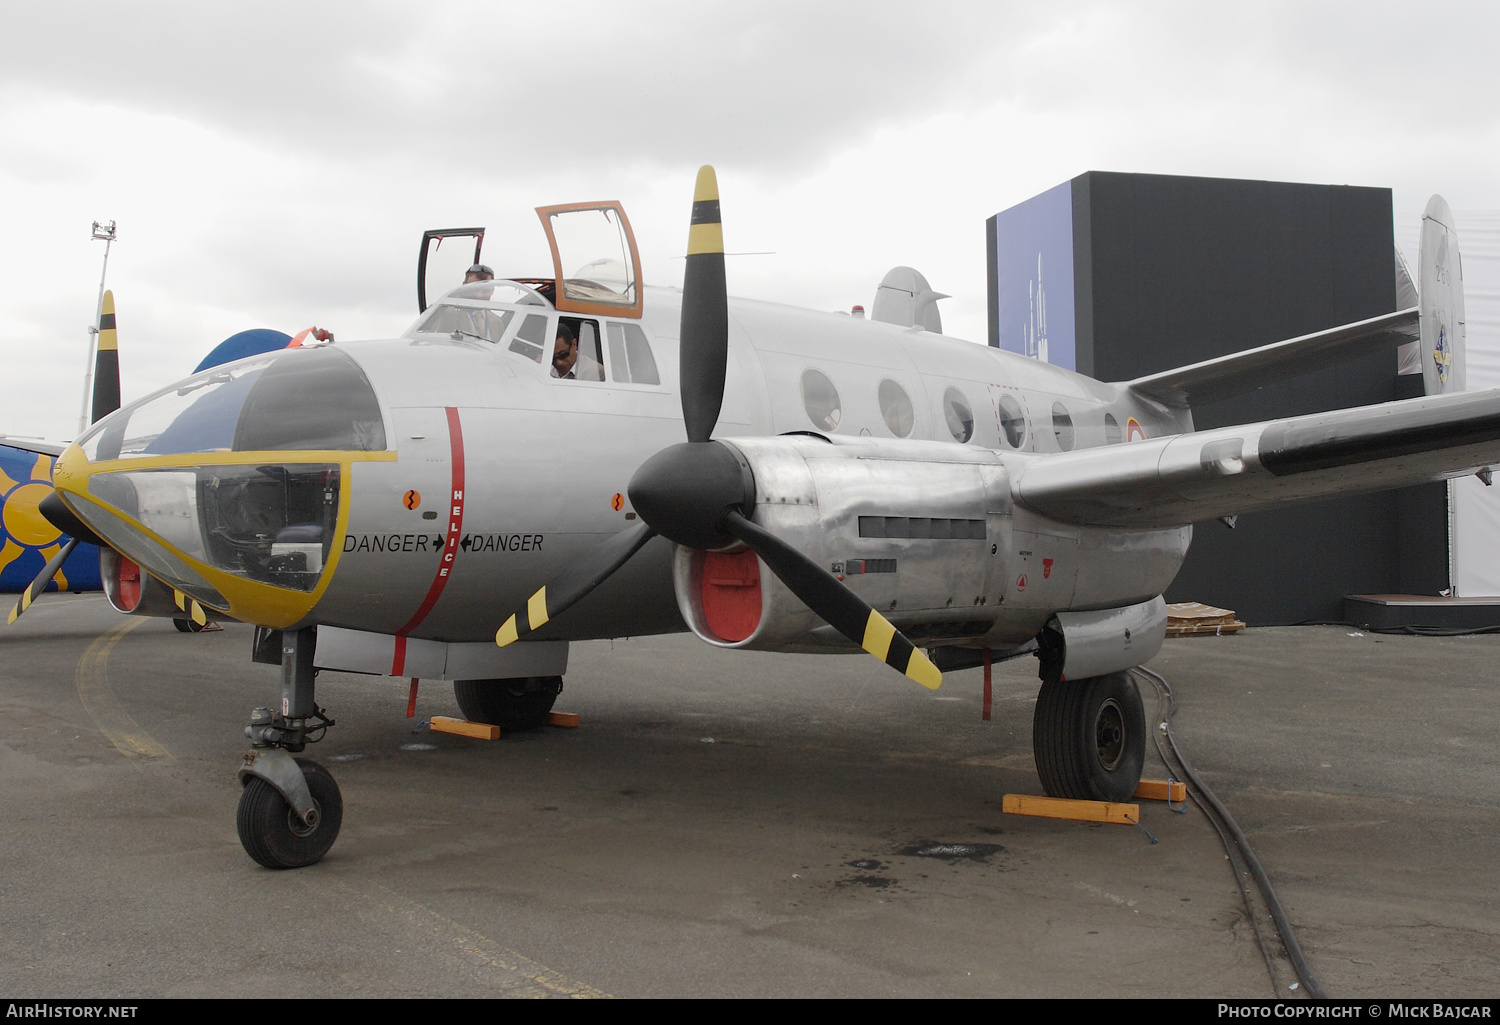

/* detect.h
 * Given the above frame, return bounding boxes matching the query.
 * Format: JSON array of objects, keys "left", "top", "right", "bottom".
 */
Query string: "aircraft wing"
[
  {"left": 1123, "top": 308, "right": 1420, "bottom": 407},
  {"left": 1011, "top": 387, "right": 1500, "bottom": 529},
  {"left": 0, "top": 436, "right": 67, "bottom": 458}
]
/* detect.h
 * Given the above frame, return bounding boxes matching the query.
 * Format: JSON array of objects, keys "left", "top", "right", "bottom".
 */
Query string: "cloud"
[{"left": 2, "top": 1, "right": 1499, "bottom": 441}]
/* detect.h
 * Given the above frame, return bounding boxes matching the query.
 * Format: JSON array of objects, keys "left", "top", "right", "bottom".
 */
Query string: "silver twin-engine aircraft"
[{"left": 14, "top": 170, "right": 1493, "bottom": 868}]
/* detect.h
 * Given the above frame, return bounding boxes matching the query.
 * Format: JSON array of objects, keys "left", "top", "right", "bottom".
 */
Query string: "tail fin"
[
  {"left": 90, "top": 290, "right": 121, "bottom": 423},
  {"left": 871, "top": 267, "right": 948, "bottom": 334},
  {"left": 1420, "top": 195, "right": 1466, "bottom": 394}
]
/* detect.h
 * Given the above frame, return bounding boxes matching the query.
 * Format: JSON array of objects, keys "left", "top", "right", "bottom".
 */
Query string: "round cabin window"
[
  {"left": 997, "top": 394, "right": 1027, "bottom": 448},
  {"left": 1052, "top": 402, "right": 1075, "bottom": 451},
  {"left": 878, "top": 379, "right": 915, "bottom": 437},
  {"left": 943, "top": 388, "right": 974, "bottom": 443},
  {"left": 801, "top": 369, "right": 842, "bottom": 431}
]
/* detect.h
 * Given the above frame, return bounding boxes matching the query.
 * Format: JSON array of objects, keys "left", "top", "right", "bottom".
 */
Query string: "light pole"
[{"left": 78, "top": 220, "right": 117, "bottom": 436}]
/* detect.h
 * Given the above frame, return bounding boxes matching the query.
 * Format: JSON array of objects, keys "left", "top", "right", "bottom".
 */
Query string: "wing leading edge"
[{"left": 1011, "top": 387, "right": 1500, "bottom": 529}]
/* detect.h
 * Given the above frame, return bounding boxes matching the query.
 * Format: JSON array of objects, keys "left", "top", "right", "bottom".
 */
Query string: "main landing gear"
[
  {"left": 454, "top": 676, "right": 562, "bottom": 731},
  {"left": 237, "top": 627, "right": 342, "bottom": 869},
  {"left": 1032, "top": 670, "right": 1147, "bottom": 803}
]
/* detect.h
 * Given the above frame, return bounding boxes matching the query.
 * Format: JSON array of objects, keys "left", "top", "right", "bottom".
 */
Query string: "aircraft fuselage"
[{"left": 55, "top": 281, "right": 1194, "bottom": 652}]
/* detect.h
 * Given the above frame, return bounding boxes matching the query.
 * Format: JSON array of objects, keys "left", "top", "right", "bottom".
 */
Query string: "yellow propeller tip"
[
  {"left": 693, "top": 165, "right": 719, "bottom": 203},
  {"left": 908, "top": 655, "right": 943, "bottom": 691},
  {"left": 495, "top": 616, "right": 519, "bottom": 648}
]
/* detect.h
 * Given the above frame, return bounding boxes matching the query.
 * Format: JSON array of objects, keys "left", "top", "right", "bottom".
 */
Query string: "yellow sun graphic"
[{"left": 0, "top": 452, "right": 70, "bottom": 590}]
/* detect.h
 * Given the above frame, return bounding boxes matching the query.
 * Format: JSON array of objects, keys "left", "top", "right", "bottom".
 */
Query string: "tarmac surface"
[{"left": 2, "top": 593, "right": 1497, "bottom": 998}]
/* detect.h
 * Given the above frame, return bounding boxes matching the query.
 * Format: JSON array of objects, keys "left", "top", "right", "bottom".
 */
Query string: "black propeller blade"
[
  {"left": 495, "top": 166, "right": 940, "bottom": 688},
  {"left": 9, "top": 293, "right": 124, "bottom": 626}
]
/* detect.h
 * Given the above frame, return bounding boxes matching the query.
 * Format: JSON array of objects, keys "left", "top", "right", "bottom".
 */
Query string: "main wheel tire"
[
  {"left": 1033, "top": 671, "right": 1146, "bottom": 803},
  {"left": 453, "top": 676, "right": 562, "bottom": 731},
  {"left": 236, "top": 758, "right": 343, "bottom": 870}
]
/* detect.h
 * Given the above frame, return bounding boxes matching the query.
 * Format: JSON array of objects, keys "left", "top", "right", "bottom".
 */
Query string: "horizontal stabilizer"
[
  {"left": 1012, "top": 387, "right": 1500, "bottom": 529},
  {"left": 1124, "top": 308, "right": 1419, "bottom": 407}
]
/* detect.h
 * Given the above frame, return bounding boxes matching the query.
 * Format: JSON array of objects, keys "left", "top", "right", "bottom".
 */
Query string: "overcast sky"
[{"left": 3, "top": 0, "right": 1497, "bottom": 441}]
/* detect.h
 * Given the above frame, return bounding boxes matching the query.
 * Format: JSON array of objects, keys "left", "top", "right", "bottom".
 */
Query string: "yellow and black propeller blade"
[
  {"left": 8, "top": 538, "right": 79, "bottom": 625},
  {"left": 680, "top": 165, "right": 728, "bottom": 444},
  {"left": 173, "top": 588, "right": 210, "bottom": 627},
  {"left": 721, "top": 512, "right": 941, "bottom": 689},
  {"left": 496, "top": 521, "right": 656, "bottom": 647},
  {"left": 11, "top": 293, "right": 127, "bottom": 626},
  {"left": 495, "top": 165, "right": 941, "bottom": 688},
  {"left": 91, "top": 290, "right": 121, "bottom": 424}
]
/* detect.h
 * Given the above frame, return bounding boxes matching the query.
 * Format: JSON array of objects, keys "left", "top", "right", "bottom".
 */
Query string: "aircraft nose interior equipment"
[{"left": 55, "top": 344, "right": 384, "bottom": 619}]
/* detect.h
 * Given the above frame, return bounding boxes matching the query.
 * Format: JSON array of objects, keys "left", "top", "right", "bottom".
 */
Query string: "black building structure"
[{"left": 987, "top": 171, "right": 1445, "bottom": 625}]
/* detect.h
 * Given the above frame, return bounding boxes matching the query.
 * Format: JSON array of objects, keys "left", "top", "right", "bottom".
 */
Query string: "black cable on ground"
[
  {"left": 1295, "top": 619, "right": 1500, "bottom": 636},
  {"left": 1134, "top": 666, "right": 1329, "bottom": 1000},
  {"left": 1145, "top": 671, "right": 1283, "bottom": 996}
]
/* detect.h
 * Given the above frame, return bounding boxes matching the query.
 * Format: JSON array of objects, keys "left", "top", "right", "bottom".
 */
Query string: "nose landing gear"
[{"left": 237, "top": 627, "right": 343, "bottom": 869}]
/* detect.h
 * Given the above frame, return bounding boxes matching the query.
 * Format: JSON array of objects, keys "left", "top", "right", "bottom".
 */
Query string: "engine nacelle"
[
  {"left": 1043, "top": 596, "right": 1167, "bottom": 681},
  {"left": 672, "top": 435, "right": 1013, "bottom": 653},
  {"left": 101, "top": 546, "right": 185, "bottom": 618}
]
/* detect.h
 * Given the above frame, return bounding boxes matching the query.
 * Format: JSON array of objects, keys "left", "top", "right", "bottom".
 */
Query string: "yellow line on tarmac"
[
  {"left": 321, "top": 879, "right": 612, "bottom": 998},
  {"left": 75, "top": 618, "right": 173, "bottom": 759}
]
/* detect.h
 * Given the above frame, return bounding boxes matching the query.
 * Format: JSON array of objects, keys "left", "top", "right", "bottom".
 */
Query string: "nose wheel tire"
[
  {"left": 237, "top": 758, "right": 343, "bottom": 869},
  {"left": 1032, "top": 671, "right": 1146, "bottom": 803},
  {"left": 454, "top": 676, "right": 562, "bottom": 731}
]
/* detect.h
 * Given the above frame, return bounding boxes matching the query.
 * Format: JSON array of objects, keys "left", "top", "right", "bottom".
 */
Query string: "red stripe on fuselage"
[{"left": 391, "top": 407, "right": 466, "bottom": 674}]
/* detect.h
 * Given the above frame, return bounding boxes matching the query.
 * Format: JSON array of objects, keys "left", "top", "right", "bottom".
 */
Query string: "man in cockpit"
[
  {"left": 550, "top": 322, "right": 603, "bottom": 381},
  {"left": 464, "top": 264, "right": 494, "bottom": 284}
]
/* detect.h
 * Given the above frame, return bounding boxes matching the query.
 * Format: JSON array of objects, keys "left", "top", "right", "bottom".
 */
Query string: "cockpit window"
[
  {"left": 606, "top": 322, "right": 660, "bottom": 385},
  {"left": 80, "top": 346, "right": 386, "bottom": 460},
  {"left": 410, "top": 304, "right": 515, "bottom": 343},
  {"left": 509, "top": 313, "right": 551, "bottom": 363}
]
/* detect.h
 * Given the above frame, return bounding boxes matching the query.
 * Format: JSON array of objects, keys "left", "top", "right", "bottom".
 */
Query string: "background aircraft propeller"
[
  {"left": 8, "top": 292, "right": 121, "bottom": 624},
  {"left": 496, "top": 167, "right": 941, "bottom": 690}
]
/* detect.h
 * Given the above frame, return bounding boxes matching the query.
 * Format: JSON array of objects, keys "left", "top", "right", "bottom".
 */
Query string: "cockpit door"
[
  {"left": 417, "top": 228, "right": 485, "bottom": 313},
  {"left": 535, "top": 202, "right": 644, "bottom": 319}
]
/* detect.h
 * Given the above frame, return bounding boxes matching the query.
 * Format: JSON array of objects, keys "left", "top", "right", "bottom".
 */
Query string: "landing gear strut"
[
  {"left": 1032, "top": 671, "right": 1146, "bottom": 803},
  {"left": 237, "top": 627, "right": 342, "bottom": 869}
]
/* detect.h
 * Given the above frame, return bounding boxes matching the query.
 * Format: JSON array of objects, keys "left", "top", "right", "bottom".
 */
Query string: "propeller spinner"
[{"left": 495, "top": 167, "right": 942, "bottom": 690}]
